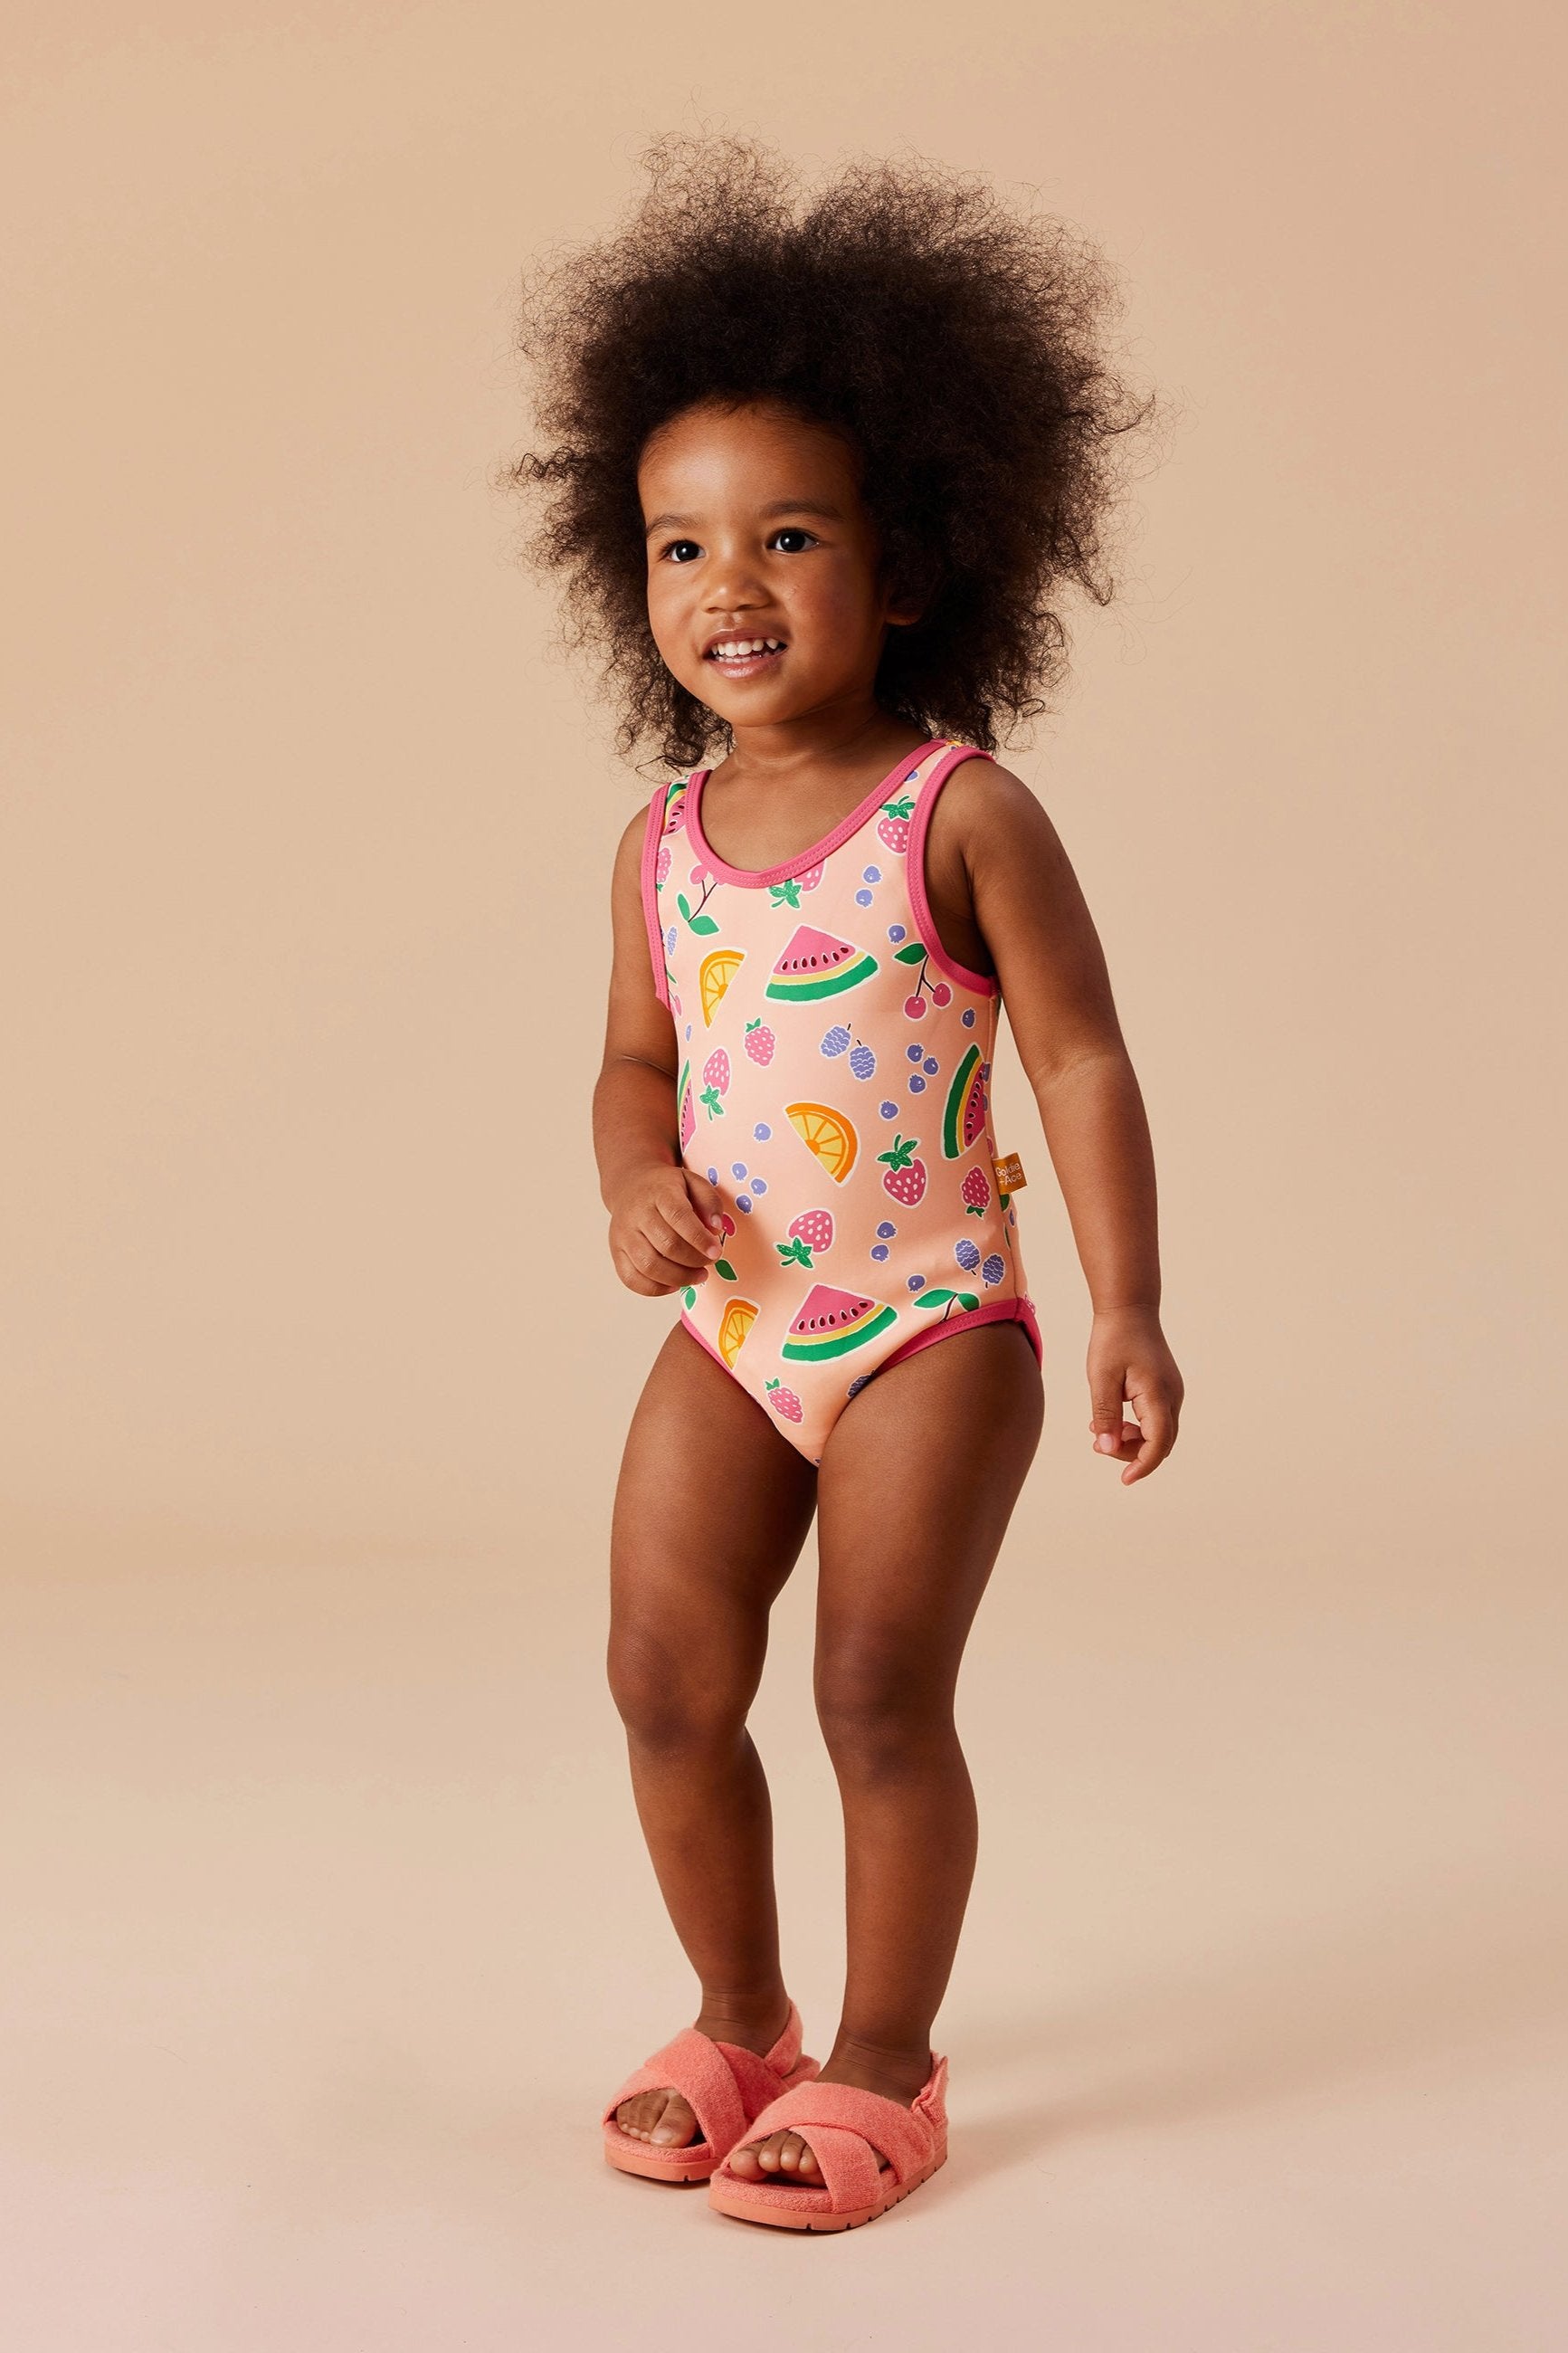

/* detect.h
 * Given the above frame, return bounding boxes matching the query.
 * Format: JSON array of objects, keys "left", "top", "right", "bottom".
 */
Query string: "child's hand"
[
  {"left": 1087, "top": 1308, "right": 1183, "bottom": 1485},
  {"left": 608, "top": 1164, "right": 728, "bottom": 1298}
]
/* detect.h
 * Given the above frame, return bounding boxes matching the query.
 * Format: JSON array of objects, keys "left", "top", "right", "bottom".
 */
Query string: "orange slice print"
[
  {"left": 717, "top": 1295, "right": 759, "bottom": 1367},
  {"left": 699, "top": 947, "right": 746, "bottom": 1026},
  {"left": 784, "top": 1102, "right": 859, "bottom": 1185}
]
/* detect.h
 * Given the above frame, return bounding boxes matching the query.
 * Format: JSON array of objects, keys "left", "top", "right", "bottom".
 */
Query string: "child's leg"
[
  {"left": 608, "top": 1321, "right": 819, "bottom": 2148},
  {"left": 727, "top": 1319, "right": 1042, "bottom": 2181}
]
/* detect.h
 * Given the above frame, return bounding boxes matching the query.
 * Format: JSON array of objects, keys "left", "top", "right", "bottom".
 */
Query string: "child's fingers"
[
  {"left": 1120, "top": 1396, "right": 1176, "bottom": 1483},
  {"left": 616, "top": 1234, "right": 708, "bottom": 1294},
  {"left": 644, "top": 1205, "right": 718, "bottom": 1272},
  {"left": 682, "top": 1170, "right": 729, "bottom": 1252}
]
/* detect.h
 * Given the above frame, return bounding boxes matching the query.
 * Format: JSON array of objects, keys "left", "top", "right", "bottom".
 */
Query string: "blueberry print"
[
  {"left": 855, "top": 889, "right": 873, "bottom": 907},
  {"left": 731, "top": 1162, "right": 747, "bottom": 1180},
  {"left": 907, "top": 1044, "right": 923, "bottom": 1063},
  {"left": 870, "top": 1243, "right": 889, "bottom": 1262},
  {"left": 863, "top": 865, "right": 881, "bottom": 883},
  {"left": 909, "top": 1074, "right": 927, "bottom": 1093},
  {"left": 754, "top": 1121, "right": 772, "bottom": 1140},
  {"left": 962, "top": 1007, "right": 975, "bottom": 1028},
  {"left": 879, "top": 1100, "right": 899, "bottom": 1119},
  {"left": 736, "top": 1195, "right": 753, "bottom": 1214},
  {"left": 907, "top": 1273, "right": 927, "bottom": 1291},
  {"left": 889, "top": 923, "right": 908, "bottom": 943},
  {"left": 749, "top": 1177, "right": 767, "bottom": 1196},
  {"left": 922, "top": 1057, "right": 938, "bottom": 1076},
  {"left": 876, "top": 1220, "right": 896, "bottom": 1238},
  {"left": 706, "top": 1167, "right": 719, "bottom": 1186}
]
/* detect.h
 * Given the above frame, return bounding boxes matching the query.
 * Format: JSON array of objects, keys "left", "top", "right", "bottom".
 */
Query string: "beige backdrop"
[{"left": 3, "top": 3, "right": 1563, "bottom": 2346}]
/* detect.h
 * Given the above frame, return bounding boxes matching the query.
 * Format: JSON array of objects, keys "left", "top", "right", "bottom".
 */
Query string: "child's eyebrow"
[{"left": 641, "top": 499, "right": 843, "bottom": 538}]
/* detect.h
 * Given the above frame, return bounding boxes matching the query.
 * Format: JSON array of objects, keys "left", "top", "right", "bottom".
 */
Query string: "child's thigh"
[
  {"left": 814, "top": 1322, "right": 1043, "bottom": 1680},
  {"left": 611, "top": 1322, "right": 819, "bottom": 1641}
]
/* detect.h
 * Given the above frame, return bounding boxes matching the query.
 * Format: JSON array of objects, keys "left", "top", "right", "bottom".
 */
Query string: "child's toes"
[
  {"left": 648, "top": 2091, "right": 698, "bottom": 2146},
  {"left": 614, "top": 2088, "right": 698, "bottom": 2146}
]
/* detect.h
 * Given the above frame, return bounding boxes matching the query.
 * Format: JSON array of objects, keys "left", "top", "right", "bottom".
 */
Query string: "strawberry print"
[
  {"left": 745, "top": 1017, "right": 775, "bottom": 1066},
  {"left": 877, "top": 796, "right": 916, "bottom": 853},
  {"left": 878, "top": 1133, "right": 927, "bottom": 1205},
  {"left": 961, "top": 1166, "right": 990, "bottom": 1216},
  {"left": 777, "top": 1207, "right": 834, "bottom": 1269},
  {"left": 700, "top": 1047, "right": 730, "bottom": 1119},
  {"left": 766, "top": 1377, "right": 803, "bottom": 1424}
]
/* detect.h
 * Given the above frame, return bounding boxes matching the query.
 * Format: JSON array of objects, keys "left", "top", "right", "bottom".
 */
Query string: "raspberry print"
[
  {"left": 765, "top": 1377, "right": 803, "bottom": 1424},
  {"left": 878, "top": 1133, "right": 927, "bottom": 1205},
  {"left": 656, "top": 842, "right": 671, "bottom": 884},
  {"left": 699, "top": 1047, "right": 729, "bottom": 1119},
  {"left": 849, "top": 1042, "right": 877, "bottom": 1080},
  {"left": 954, "top": 1237, "right": 982, "bottom": 1273},
  {"left": 745, "top": 1018, "right": 776, "bottom": 1066},
  {"left": 961, "top": 1167, "right": 990, "bottom": 1216},
  {"left": 981, "top": 1253, "right": 1006, "bottom": 1287},
  {"left": 821, "top": 1024, "right": 851, "bottom": 1057}
]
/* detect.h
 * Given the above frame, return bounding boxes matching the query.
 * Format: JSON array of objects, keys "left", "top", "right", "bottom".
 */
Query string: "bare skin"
[{"left": 599, "top": 397, "right": 1184, "bottom": 2186}]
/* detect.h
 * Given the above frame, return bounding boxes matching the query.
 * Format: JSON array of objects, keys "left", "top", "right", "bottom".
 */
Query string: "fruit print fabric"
[{"left": 639, "top": 738, "right": 1041, "bottom": 1463}]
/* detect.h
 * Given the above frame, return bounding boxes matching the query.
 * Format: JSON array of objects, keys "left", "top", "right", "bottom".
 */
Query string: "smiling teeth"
[{"left": 711, "top": 639, "right": 784, "bottom": 659}]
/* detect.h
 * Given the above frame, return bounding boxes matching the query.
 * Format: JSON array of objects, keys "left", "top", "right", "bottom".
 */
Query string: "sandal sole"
[{"left": 708, "top": 2146, "right": 946, "bottom": 2232}]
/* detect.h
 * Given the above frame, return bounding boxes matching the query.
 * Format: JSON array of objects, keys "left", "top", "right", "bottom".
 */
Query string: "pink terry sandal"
[
  {"left": 602, "top": 1999, "right": 820, "bottom": 2186},
  {"left": 707, "top": 2052, "right": 949, "bottom": 2231}
]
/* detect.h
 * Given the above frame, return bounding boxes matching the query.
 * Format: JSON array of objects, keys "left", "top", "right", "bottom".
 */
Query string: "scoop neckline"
[{"left": 684, "top": 738, "right": 947, "bottom": 888}]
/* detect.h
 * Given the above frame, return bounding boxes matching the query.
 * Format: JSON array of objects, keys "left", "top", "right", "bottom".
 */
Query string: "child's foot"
[
  {"left": 612, "top": 1998, "right": 794, "bottom": 2149},
  {"left": 724, "top": 2044, "right": 931, "bottom": 2183}
]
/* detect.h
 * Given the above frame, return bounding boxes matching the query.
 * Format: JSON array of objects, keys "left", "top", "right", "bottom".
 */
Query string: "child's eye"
[
  {"left": 660, "top": 539, "right": 702, "bottom": 564},
  {"left": 770, "top": 528, "right": 819, "bottom": 554}
]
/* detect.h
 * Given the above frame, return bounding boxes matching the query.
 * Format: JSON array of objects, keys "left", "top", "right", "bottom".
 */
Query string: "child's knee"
[
  {"left": 607, "top": 1621, "right": 750, "bottom": 1753},
  {"left": 814, "top": 1649, "right": 949, "bottom": 1781}
]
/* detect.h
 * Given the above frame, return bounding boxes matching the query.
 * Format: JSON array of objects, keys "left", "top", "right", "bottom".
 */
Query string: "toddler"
[{"left": 509, "top": 137, "right": 1184, "bottom": 2232}]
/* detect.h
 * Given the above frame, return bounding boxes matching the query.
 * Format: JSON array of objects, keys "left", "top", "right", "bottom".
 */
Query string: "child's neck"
[{"left": 715, "top": 700, "right": 928, "bottom": 793}]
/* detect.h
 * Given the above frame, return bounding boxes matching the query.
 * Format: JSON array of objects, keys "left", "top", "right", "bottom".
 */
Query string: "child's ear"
[{"left": 883, "top": 548, "right": 942, "bottom": 629}]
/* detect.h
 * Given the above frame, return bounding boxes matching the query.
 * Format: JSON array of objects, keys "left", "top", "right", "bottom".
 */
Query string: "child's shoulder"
[{"left": 928, "top": 752, "right": 1051, "bottom": 852}]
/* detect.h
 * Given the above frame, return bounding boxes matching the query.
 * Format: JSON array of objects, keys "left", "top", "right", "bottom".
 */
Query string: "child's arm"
[
  {"left": 594, "top": 812, "right": 727, "bottom": 1297},
  {"left": 929, "top": 764, "right": 1184, "bottom": 1485}
]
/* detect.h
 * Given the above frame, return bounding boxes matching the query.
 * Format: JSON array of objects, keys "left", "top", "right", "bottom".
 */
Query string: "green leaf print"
[
  {"left": 769, "top": 879, "right": 802, "bottom": 910},
  {"left": 914, "top": 1287, "right": 957, "bottom": 1311},
  {"left": 895, "top": 940, "right": 928, "bottom": 965},
  {"left": 688, "top": 913, "right": 720, "bottom": 935},
  {"left": 714, "top": 1258, "right": 736, "bottom": 1281},
  {"left": 774, "top": 1236, "right": 813, "bottom": 1269},
  {"left": 699, "top": 1085, "right": 725, "bottom": 1119},
  {"left": 681, "top": 1285, "right": 697, "bottom": 1309},
  {"left": 955, "top": 1291, "right": 980, "bottom": 1313}
]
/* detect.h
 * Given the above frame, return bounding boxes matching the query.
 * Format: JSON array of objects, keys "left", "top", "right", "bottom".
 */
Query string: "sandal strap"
[
  {"left": 735, "top": 2064, "right": 943, "bottom": 2191},
  {"left": 602, "top": 1999, "right": 808, "bottom": 2150}
]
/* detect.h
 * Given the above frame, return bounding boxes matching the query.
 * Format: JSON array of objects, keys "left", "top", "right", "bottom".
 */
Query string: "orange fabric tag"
[{"left": 993, "top": 1152, "right": 1026, "bottom": 1194}]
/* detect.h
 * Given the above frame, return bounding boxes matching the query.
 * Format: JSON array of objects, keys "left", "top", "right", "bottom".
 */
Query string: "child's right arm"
[{"left": 594, "top": 811, "right": 727, "bottom": 1297}]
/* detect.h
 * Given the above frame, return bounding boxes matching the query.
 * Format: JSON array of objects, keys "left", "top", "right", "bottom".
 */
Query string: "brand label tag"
[{"left": 992, "top": 1151, "right": 1026, "bottom": 1194}]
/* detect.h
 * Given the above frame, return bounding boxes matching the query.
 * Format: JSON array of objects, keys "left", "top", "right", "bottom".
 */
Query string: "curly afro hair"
[{"left": 502, "top": 136, "right": 1159, "bottom": 771}]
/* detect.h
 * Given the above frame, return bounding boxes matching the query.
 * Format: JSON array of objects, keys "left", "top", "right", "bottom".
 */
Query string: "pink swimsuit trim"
[
  {"left": 906, "top": 744, "right": 1001, "bottom": 996},
  {"left": 639, "top": 789, "right": 671, "bottom": 1009},
  {"left": 680, "top": 1292, "right": 1042, "bottom": 1395},
  {"left": 684, "top": 738, "right": 948, "bottom": 889}
]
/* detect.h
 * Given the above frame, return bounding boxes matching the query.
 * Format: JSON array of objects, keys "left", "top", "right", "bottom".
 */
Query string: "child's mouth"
[{"left": 704, "top": 635, "right": 787, "bottom": 679}]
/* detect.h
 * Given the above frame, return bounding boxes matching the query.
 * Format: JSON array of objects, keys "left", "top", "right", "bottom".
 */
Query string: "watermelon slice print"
[
  {"left": 941, "top": 1043, "right": 988, "bottom": 1159},
  {"left": 780, "top": 1283, "right": 898, "bottom": 1363},
  {"left": 765, "top": 925, "right": 879, "bottom": 1004},
  {"left": 677, "top": 1061, "right": 697, "bottom": 1153}
]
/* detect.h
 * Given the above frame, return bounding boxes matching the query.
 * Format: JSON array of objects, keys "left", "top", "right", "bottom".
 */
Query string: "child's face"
[{"left": 638, "top": 398, "right": 917, "bottom": 733}]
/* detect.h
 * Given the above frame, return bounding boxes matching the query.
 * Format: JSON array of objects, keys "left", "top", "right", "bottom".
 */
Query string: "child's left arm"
[{"left": 928, "top": 762, "right": 1184, "bottom": 1485}]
